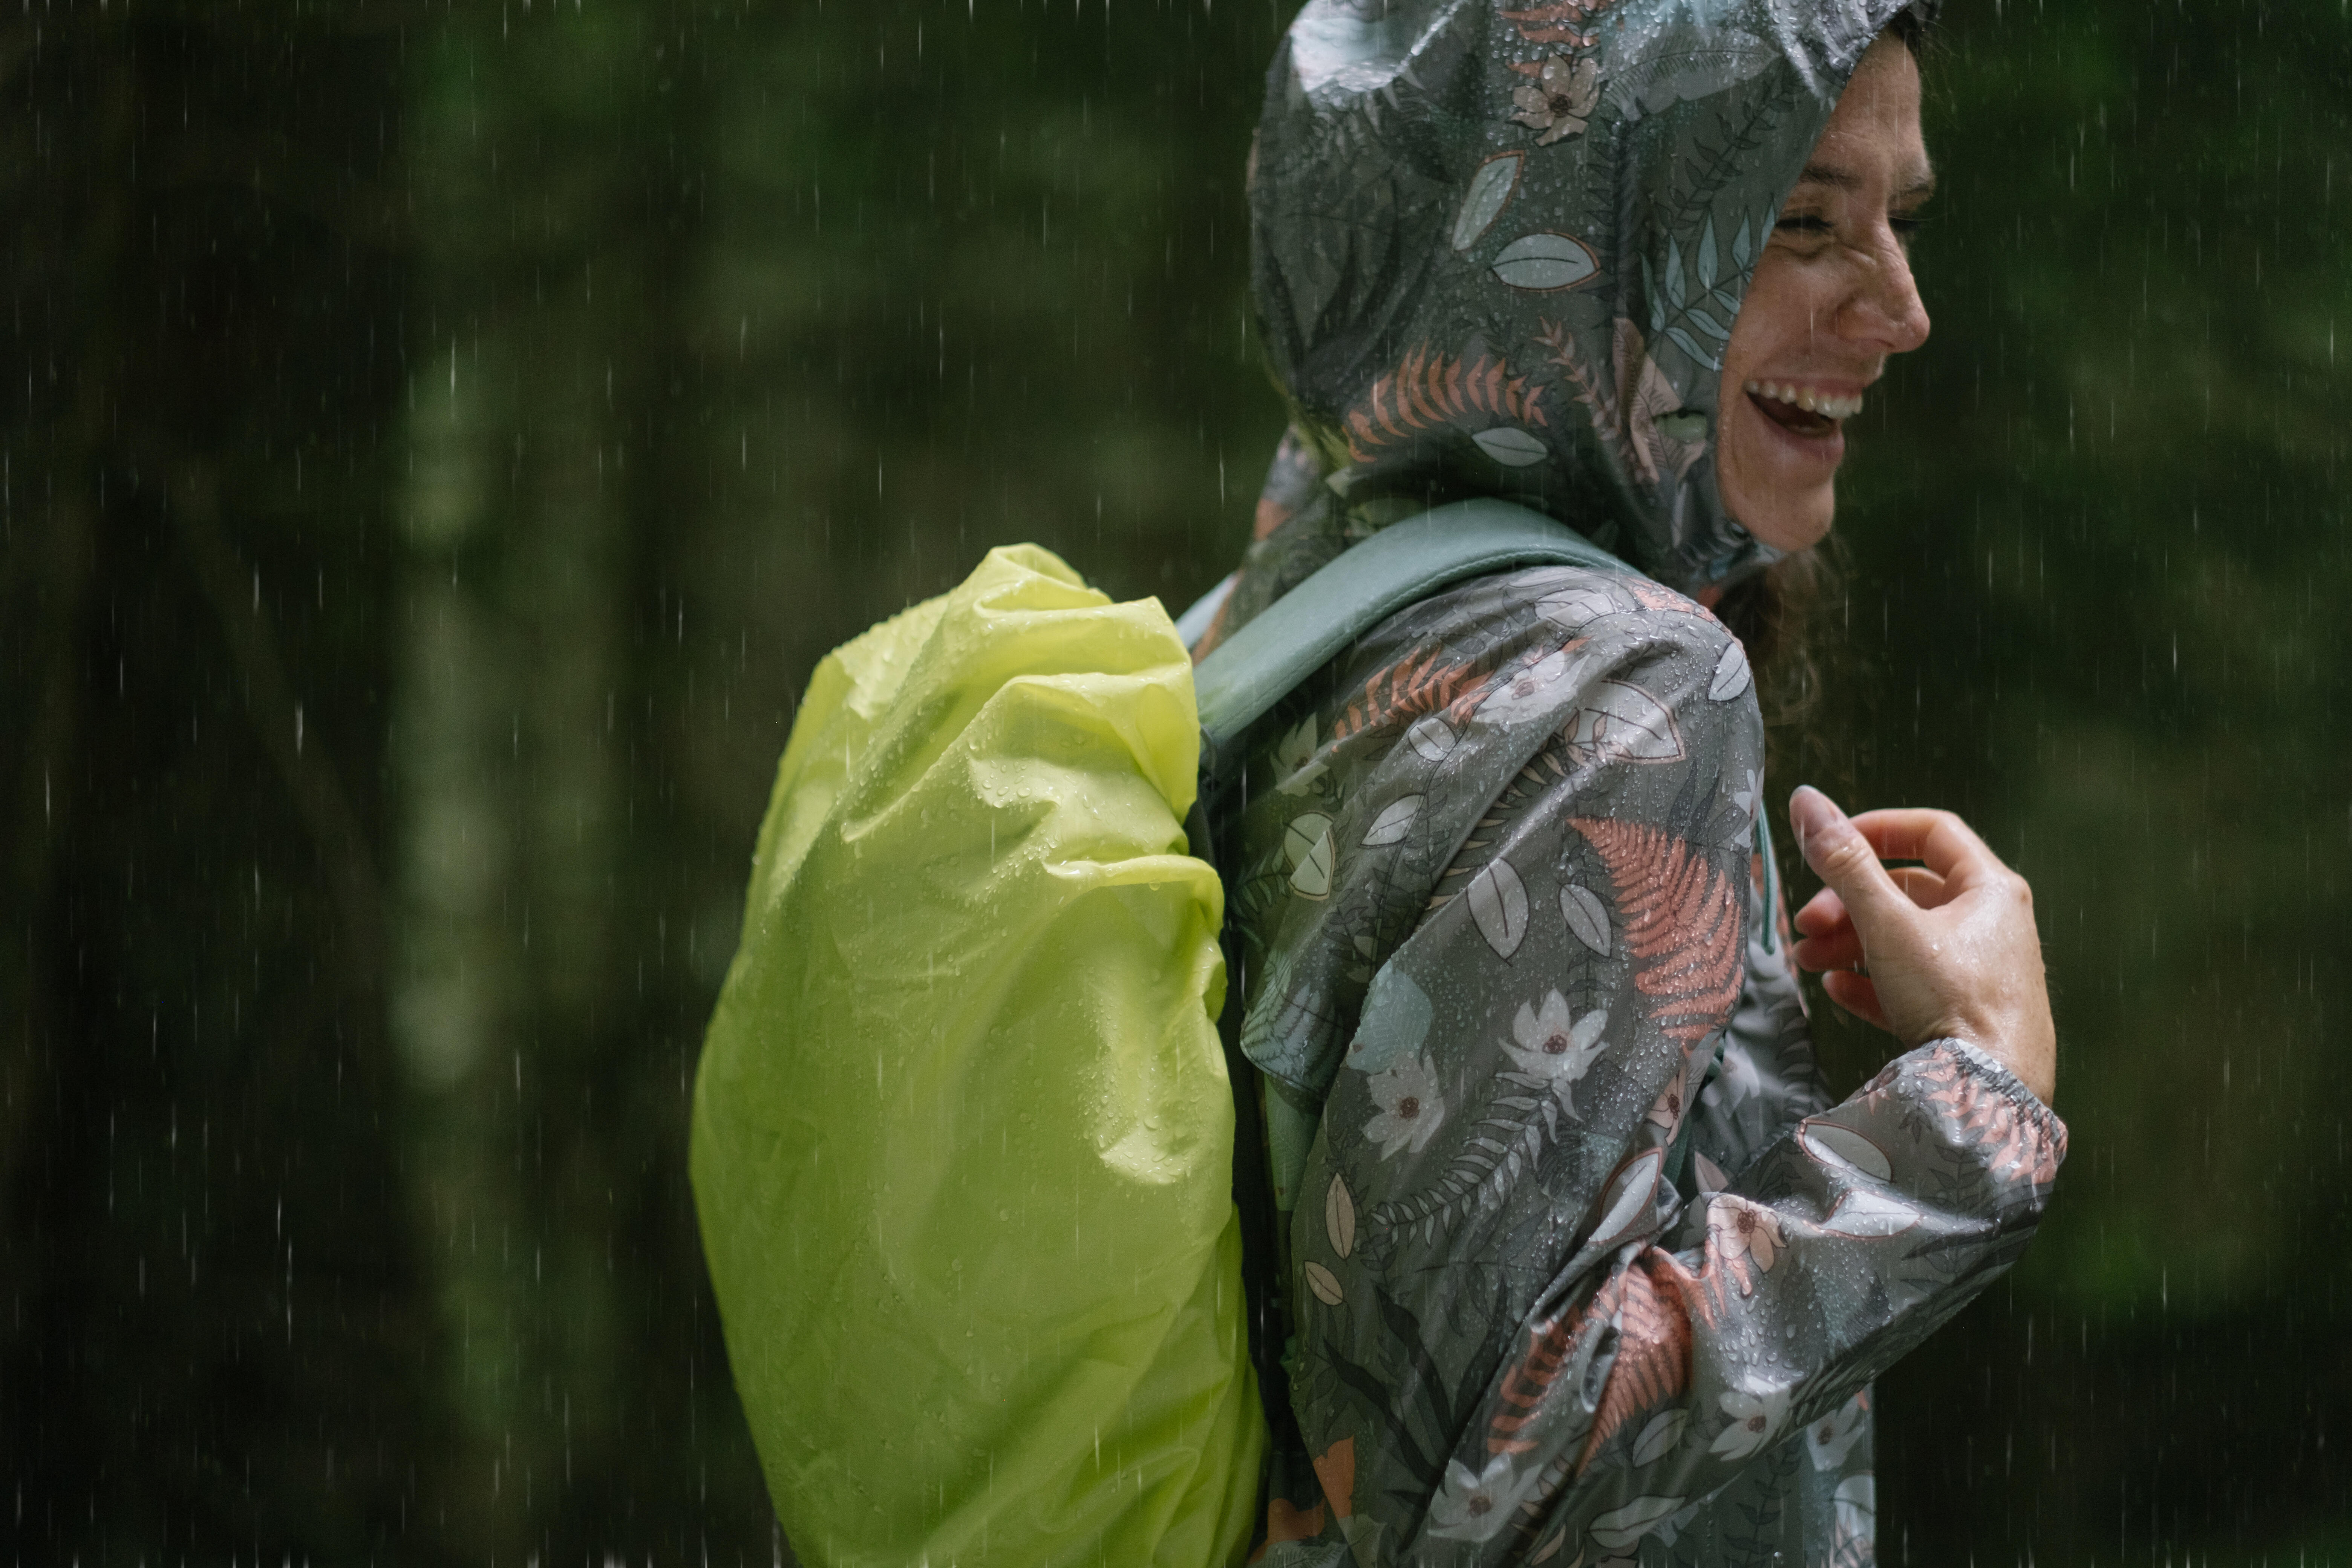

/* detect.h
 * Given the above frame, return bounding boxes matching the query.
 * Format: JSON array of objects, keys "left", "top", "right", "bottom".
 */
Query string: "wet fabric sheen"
[
  {"left": 1214, "top": 1, "right": 2067, "bottom": 1563},
  {"left": 1226, "top": 564, "right": 2063, "bottom": 1565}
]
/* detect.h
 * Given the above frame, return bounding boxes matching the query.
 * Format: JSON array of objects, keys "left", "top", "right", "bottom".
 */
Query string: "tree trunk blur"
[
  {"left": 0, "top": 6, "right": 437, "bottom": 1554},
  {"left": 6, "top": 1, "right": 2351, "bottom": 1562}
]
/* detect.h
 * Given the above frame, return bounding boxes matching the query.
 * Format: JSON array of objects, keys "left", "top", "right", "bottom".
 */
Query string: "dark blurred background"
[{"left": 3, "top": 1, "right": 2346, "bottom": 1562}]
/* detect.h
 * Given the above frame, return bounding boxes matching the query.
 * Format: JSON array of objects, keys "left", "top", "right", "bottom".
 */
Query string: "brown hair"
[
  {"left": 1715, "top": 8, "right": 1929, "bottom": 781},
  {"left": 1713, "top": 547, "right": 1831, "bottom": 774}
]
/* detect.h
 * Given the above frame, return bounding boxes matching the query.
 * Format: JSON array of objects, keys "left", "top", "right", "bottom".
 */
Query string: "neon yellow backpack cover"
[
  {"left": 694, "top": 505, "right": 1620, "bottom": 1564},
  {"left": 690, "top": 544, "right": 1265, "bottom": 1567}
]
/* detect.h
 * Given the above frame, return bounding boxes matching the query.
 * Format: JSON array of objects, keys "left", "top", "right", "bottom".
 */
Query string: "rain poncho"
[{"left": 1204, "top": 1, "right": 2068, "bottom": 1562}]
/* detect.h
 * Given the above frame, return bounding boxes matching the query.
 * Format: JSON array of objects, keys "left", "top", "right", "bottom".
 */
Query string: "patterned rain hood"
[
  {"left": 1238, "top": 0, "right": 1936, "bottom": 602},
  {"left": 1203, "top": 5, "right": 2072, "bottom": 1566}
]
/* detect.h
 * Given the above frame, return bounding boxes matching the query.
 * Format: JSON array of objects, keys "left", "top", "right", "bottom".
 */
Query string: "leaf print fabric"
[
  {"left": 1467, "top": 859, "right": 1534, "bottom": 957},
  {"left": 1217, "top": 564, "right": 2067, "bottom": 1566},
  {"left": 1217, "top": 0, "right": 2064, "bottom": 1559}
]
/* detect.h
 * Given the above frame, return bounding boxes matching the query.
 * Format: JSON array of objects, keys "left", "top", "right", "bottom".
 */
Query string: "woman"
[{"left": 1196, "top": 1, "right": 2064, "bottom": 1562}]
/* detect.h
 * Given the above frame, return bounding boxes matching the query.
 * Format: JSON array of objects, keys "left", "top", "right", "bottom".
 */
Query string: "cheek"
[{"left": 1724, "top": 252, "right": 1804, "bottom": 373}]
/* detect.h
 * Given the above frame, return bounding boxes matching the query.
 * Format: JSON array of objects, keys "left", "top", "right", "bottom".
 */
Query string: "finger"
[
  {"left": 1793, "top": 885, "right": 1851, "bottom": 937},
  {"left": 1819, "top": 970, "right": 1892, "bottom": 1032},
  {"left": 1788, "top": 787, "right": 1917, "bottom": 937},
  {"left": 1791, "top": 929, "right": 1865, "bottom": 973},
  {"left": 1845, "top": 808, "right": 2008, "bottom": 893},
  {"left": 1886, "top": 864, "right": 1954, "bottom": 910}
]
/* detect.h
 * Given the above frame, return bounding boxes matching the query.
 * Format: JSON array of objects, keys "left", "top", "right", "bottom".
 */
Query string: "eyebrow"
[{"left": 1796, "top": 162, "right": 1939, "bottom": 200}]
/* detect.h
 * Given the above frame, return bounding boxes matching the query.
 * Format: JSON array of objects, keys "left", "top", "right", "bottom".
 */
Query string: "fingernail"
[{"left": 1788, "top": 784, "right": 1850, "bottom": 872}]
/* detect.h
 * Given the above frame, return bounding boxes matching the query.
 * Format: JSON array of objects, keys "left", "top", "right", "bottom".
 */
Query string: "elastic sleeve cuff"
[{"left": 1870, "top": 1036, "right": 2069, "bottom": 1188}]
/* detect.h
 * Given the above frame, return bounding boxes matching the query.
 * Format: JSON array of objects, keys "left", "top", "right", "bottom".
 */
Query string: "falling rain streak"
[{"left": 3, "top": 0, "right": 2349, "bottom": 1564}]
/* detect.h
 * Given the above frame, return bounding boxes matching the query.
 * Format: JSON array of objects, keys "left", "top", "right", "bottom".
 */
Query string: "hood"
[{"left": 1237, "top": 0, "right": 1931, "bottom": 602}]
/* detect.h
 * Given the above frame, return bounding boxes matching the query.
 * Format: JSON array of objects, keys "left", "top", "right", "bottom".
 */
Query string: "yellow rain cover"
[{"left": 692, "top": 544, "right": 1265, "bottom": 1567}]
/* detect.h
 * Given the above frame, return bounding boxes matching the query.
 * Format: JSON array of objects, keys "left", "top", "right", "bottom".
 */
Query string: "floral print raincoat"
[{"left": 1195, "top": 1, "right": 2068, "bottom": 1563}]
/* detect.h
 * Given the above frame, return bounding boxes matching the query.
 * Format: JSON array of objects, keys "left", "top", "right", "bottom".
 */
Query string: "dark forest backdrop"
[{"left": 5, "top": 0, "right": 2349, "bottom": 1562}]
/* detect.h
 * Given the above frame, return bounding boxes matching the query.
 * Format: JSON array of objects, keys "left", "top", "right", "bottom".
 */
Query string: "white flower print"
[
  {"left": 1509, "top": 53, "right": 1600, "bottom": 146},
  {"left": 1806, "top": 1390, "right": 1871, "bottom": 1472},
  {"left": 1426, "top": 1453, "right": 1540, "bottom": 1541},
  {"left": 1474, "top": 646, "right": 1585, "bottom": 726},
  {"left": 1363, "top": 1053, "right": 1445, "bottom": 1159},
  {"left": 1706, "top": 1196, "right": 1783, "bottom": 1298},
  {"left": 1644, "top": 1057, "right": 1690, "bottom": 1131},
  {"left": 1274, "top": 715, "right": 1329, "bottom": 795},
  {"left": 1709, "top": 1384, "right": 1791, "bottom": 1462},
  {"left": 1504, "top": 989, "right": 1608, "bottom": 1087}
]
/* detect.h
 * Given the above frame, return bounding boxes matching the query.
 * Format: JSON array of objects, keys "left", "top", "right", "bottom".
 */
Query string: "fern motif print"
[
  {"left": 1216, "top": 0, "right": 2063, "bottom": 1560},
  {"left": 1221, "top": 559, "right": 2066, "bottom": 1566}
]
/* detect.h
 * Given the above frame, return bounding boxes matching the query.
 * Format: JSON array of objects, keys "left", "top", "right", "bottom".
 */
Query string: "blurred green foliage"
[{"left": 2, "top": 0, "right": 2348, "bottom": 1562}]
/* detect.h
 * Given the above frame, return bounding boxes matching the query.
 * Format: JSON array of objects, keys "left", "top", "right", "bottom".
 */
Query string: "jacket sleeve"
[{"left": 1274, "top": 610, "right": 2067, "bottom": 1565}]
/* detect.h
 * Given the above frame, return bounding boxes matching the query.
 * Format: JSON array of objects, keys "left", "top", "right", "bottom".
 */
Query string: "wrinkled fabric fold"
[
  {"left": 1214, "top": 3, "right": 2058, "bottom": 1562},
  {"left": 1223, "top": 559, "right": 2063, "bottom": 1566}
]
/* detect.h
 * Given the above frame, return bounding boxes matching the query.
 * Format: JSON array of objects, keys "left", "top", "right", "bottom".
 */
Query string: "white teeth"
[{"left": 1743, "top": 378, "right": 1863, "bottom": 420}]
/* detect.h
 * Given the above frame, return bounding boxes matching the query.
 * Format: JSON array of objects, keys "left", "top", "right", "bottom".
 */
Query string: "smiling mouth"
[{"left": 1745, "top": 379, "right": 1863, "bottom": 438}]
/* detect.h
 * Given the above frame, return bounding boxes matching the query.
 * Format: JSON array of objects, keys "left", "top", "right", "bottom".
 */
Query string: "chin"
[{"left": 1741, "top": 492, "right": 1836, "bottom": 554}]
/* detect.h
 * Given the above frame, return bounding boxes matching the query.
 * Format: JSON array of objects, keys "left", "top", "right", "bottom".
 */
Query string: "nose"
[{"left": 1840, "top": 224, "right": 1931, "bottom": 355}]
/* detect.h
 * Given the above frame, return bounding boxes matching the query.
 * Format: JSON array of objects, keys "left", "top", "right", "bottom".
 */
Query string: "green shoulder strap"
[
  {"left": 1190, "top": 497, "right": 1633, "bottom": 776},
  {"left": 1181, "top": 497, "right": 1637, "bottom": 1458}
]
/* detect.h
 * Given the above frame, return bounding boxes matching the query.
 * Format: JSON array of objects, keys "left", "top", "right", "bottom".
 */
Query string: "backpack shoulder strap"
[
  {"left": 1182, "top": 498, "right": 1637, "bottom": 1462},
  {"left": 1190, "top": 498, "right": 1634, "bottom": 773}
]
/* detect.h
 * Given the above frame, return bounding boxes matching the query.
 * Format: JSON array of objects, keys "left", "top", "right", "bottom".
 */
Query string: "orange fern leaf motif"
[
  {"left": 1332, "top": 643, "right": 1488, "bottom": 742},
  {"left": 1487, "top": 1256, "right": 1695, "bottom": 1472},
  {"left": 1499, "top": 0, "right": 1616, "bottom": 45},
  {"left": 1906, "top": 1049, "right": 2067, "bottom": 1188},
  {"left": 1538, "top": 315, "right": 1703, "bottom": 487},
  {"left": 1312, "top": 1437, "right": 1357, "bottom": 1521},
  {"left": 1487, "top": 1312, "right": 1575, "bottom": 1458},
  {"left": 1566, "top": 819, "right": 1743, "bottom": 1043},
  {"left": 1346, "top": 342, "right": 1549, "bottom": 464},
  {"left": 1576, "top": 1257, "right": 1695, "bottom": 1472}
]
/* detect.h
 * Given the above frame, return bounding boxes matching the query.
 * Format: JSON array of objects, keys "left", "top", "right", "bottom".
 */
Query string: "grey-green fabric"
[
  {"left": 1236, "top": 0, "right": 1931, "bottom": 613},
  {"left": 1198, "top": 1, "right": 2071, "bottom": 1564},
  {"left": 1217, "top": 562, "right": 2066, "bottom": 1566}
]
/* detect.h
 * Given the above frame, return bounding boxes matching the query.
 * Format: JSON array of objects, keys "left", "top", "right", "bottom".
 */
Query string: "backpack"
[{"left": 690, "top": 499, "right": 1633, "bottom": 1567}]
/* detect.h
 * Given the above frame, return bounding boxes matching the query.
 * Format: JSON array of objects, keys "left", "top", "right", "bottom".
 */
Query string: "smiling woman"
[
  {"left": 1717, "top": 34, "right": 1937, "bottom": 552},
  {"left": 1194, "top": 2, "right": 2067, "bottom": 1562}
]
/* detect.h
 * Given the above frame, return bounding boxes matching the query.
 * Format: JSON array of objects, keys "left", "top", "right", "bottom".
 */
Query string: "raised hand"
[{"left": 1785, "top": 785, "right": 2056, "bottom": 1106}]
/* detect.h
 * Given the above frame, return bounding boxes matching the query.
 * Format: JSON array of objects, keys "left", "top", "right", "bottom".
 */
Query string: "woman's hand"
[{"left": 1786, "top": 786, "right": 2057, "bottom": 1106}]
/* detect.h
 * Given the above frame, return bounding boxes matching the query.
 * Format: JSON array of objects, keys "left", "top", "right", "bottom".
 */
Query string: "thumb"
[{"left": 1788, "top": 786, "right": 1910, "bottom": 935}]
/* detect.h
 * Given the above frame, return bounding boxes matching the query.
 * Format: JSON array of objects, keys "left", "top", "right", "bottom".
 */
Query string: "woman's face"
[{"left": 1716, "top": 36, "right": 1933, "bottom": 553}]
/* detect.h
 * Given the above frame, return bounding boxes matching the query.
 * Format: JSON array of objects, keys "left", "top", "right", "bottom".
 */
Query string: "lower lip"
[{"left": 1745, "top": 390, "right": 1847, "bottom": 471}]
